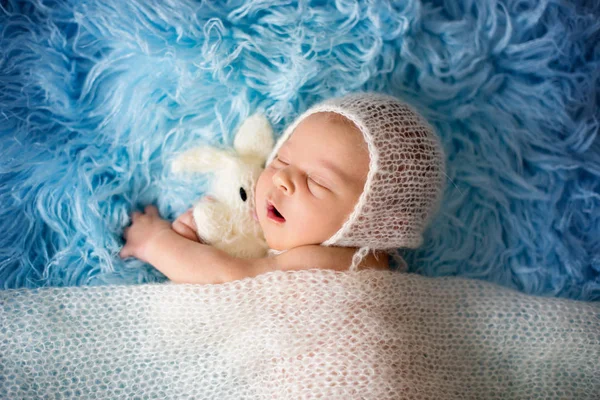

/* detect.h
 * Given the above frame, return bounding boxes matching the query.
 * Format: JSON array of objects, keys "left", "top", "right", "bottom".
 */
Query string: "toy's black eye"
[{"left": 239, "top": 187, "right": 247, "bottom": 202}]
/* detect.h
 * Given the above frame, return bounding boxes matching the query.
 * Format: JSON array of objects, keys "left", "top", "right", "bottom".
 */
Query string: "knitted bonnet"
[{"left": 267, "top": 92, "right": 446, "bottom": 268}]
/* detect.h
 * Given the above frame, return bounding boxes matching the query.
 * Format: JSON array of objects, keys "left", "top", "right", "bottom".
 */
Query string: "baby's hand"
[
  {"left": 120, "top": 205, "right": 172, "bottom": 262},
  {"left": 172, "top": 208, "right": 201, "bottom": 243}
]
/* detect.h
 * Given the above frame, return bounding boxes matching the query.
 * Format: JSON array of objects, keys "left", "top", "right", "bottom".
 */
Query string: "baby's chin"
[
  {"left": 264, "top": 235, "right": 288, "bottom": 252},
  {"left": 258, "top": 222, "right": 283, "bottom": 251},
  {"left": 263, "top": 229, "right": 300, "bottom": 252},
  {"left": 257, "top": 213, "right": 288, "bottom": 250}
]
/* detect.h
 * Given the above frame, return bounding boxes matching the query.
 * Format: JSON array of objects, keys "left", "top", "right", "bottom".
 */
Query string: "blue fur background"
[{"left": 0, "top": 0, "right": 598, "bottom": 300}]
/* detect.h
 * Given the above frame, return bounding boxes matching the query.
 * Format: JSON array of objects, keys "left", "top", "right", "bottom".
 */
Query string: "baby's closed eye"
[
  {"left": 272, "top": 155, "right": 331, "bottom": 194},
  {"left": 307, "top": 176, "right": 335, "bottom": 199},
  {"left": 308, "top": 175, "right": 328, "bottom": 190},
  {"left": 274, "top": 156, "right": 288, "bottom": 165}
]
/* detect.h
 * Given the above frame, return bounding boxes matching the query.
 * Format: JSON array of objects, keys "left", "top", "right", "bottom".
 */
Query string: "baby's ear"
[{"left": 233, "top": 114, "right": 275, "bottom": 162}]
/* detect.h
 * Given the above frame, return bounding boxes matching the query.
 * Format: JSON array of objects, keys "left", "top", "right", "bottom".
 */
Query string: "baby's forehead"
[
  {"left": 279, "top": 112, "right": 370, "bottom": 181},
  {"left": 279, "top": 113, "right": 368, "bottom": 167}
]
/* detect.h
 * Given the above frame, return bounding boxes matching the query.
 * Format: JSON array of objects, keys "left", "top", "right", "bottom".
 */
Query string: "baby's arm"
[
  {"left": 120, "top": 206, "right": 253, "bottom": 284},
  {"left": 120, "top": 206, "right": 388, "bottom": 284}
]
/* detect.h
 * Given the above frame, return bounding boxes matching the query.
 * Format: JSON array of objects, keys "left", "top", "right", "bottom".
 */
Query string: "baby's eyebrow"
[{"left": 316, "top": 158, "right": 349, "bottom": 184}]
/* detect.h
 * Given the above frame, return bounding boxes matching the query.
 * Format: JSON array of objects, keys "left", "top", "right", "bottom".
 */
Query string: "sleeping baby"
[{"left": 119, "top": 93, "right": 446, "bottom": 283}]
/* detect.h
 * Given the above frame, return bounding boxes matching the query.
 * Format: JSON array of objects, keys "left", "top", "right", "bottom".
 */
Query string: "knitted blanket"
[
  {"left": 1, "top": 269, "right": 599, "bottom": 399},
  {"left": 1, "top": 0, "right": 599, "bottom": 301}
]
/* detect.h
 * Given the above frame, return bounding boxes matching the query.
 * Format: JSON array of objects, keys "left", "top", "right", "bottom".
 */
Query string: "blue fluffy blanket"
[{"left": 1, "top": 0, "right": 598, "bottom": 300}]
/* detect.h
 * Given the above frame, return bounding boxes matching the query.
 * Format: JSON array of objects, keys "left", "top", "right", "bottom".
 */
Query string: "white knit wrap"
[
  {"left": 267, "top": 93, "right": 446, "bottom": 268},
  {"left": 2, "top": 270, "right": 599, "bottom": 399}
]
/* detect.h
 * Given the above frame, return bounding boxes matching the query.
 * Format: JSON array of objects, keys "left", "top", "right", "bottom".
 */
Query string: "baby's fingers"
[
  {"left": 130, "top": 211, "right": 142, "bottom": 223},
  {"left": 119, "top": 242, "right": 132, "bottom": 259},
  {"left": 179, "top": 209, "right": 196, "bottom": 227},
  {"left": 119, "top": 226, "right": 132, "bottom": 258},
  {"left": 145, "top": 205, "right": 159, "bottom": 216},
  {"left": 172, "top": 219, "right": 199, "bottom": 242}
]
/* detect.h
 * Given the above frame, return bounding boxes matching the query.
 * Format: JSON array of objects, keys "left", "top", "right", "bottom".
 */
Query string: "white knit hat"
[{"left": 267, "top": 92, "right": 446, "bottom": 269}]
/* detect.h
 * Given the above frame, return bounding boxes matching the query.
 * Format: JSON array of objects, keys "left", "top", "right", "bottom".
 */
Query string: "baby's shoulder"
[{"left": 272, "top": 245, "right": 389, "bottom": 272}]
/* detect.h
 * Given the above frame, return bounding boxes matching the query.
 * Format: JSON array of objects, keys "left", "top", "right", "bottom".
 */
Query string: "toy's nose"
[{"left": 273, "top": 170, "right": 295, "bottom": 196}]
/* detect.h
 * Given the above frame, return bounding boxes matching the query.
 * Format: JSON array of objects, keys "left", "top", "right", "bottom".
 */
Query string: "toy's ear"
[
  {"left": 233, "top": 114, "right": 275, "bottom": 161},
  {"left": 171, "top": 146, "right": 233, "bottom": 174}
]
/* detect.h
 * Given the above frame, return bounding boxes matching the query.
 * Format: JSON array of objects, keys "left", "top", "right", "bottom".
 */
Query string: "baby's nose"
[{"left": 273, "top": 171, "right": 295, "bottom": 195}]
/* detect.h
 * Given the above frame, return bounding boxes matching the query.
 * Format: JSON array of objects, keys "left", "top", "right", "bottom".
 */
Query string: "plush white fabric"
[
  {"left": 2, "top": 270, "right": 598, "bottom": 399},
  {"left": 171, "top": 114, "right": 274, "bottom": 258}
]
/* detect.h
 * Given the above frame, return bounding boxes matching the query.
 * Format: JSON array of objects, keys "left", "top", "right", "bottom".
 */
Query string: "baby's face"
[{"left": 255, "top": 112, "right": 369, "bottom": 251}]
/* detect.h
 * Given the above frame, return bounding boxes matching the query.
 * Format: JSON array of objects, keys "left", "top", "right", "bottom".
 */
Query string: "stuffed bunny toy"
[{"left": 171, "top": 114, "right": 274, "bottom": 258}]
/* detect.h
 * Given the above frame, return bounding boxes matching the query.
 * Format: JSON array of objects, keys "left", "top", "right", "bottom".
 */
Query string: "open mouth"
[{"left": 267, "top": 202, "right": 286, "bottom": 223}]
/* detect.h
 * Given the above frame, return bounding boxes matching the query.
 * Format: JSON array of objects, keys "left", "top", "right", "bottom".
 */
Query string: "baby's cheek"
[{"left": 254, "top": 171, "right": 268, "bottom": 206}]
